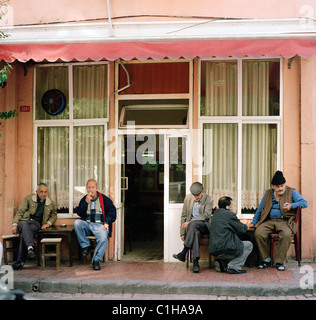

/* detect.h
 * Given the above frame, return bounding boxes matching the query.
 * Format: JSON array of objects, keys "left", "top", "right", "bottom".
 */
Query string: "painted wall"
[
  {"left": 0, "top": 63, "right": 33, "bottom": 238},
  {"left": 301, "top": 56, "right": 316, "bottom": 260},
  {"left": 4, "top": 0, "right": 316, "bottom": 26}
]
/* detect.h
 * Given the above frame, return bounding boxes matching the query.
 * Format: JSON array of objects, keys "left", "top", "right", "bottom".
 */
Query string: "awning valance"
[{"left": 1, "top": 38, "right": 316, "bottom": 63}]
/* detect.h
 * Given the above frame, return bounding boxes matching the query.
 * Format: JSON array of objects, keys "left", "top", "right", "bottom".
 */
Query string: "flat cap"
[{"left": 190, "top": 182, "right": 203, "bottom": 196}]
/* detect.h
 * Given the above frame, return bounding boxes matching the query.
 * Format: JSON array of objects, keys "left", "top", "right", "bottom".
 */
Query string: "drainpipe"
[
  {"left": 106, "top": 0, "right": 114, "bottom": 37},
  {"left": 106, "top": 2, "right": 131, "bottom": 95},
  {"left": 116, "top": 59, "right": 131, "bottom": 94}
]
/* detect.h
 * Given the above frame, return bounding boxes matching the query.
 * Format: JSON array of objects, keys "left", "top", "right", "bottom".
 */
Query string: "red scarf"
[{"left": 97, "top": 191, "right": 106, "bottom": 223}]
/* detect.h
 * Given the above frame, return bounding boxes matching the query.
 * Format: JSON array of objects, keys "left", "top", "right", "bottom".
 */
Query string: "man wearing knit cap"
[
  {"left": 249, "top": 171, "right": 308, "bottom": 271},
  {"left": 173, "top": 182, "right": 213, "bottom": 273}
]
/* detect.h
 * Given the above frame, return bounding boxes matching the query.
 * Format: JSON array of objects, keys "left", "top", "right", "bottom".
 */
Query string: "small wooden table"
[{"left": 39, "top": 225, "right": 75, "bottom": 267}]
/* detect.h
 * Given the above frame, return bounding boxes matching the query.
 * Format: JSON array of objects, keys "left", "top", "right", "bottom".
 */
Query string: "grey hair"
[
  {"left": 86, "top": 179, "right": 98, "bottom": 187},
  {"left": 37, "top": 183, "right": 48, "bottom": 189}
]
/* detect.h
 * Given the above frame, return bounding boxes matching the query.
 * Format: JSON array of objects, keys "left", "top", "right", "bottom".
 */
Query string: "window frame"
[
  {"left": 33, "top": 61, "right": 110, "bottom": 218},
  {"left": 198, "top": 57, "right": 283, "bottom": 218}
]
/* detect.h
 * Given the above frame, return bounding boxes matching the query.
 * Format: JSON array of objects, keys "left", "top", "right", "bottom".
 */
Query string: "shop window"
[
  {"left": 34, "top": 63, "right": 109, "bottom": 216},
  {"left": 200, "top": 59, "right": 281, "bottom": 216},
  {"left": 119, "top": 104, "right": 188, "bottom": 128}
]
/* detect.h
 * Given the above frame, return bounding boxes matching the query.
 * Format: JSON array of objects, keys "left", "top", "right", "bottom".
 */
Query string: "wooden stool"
[
  {"left": 41, "top": 238, "right": 62, "bottom": 270},
  {"left": 1, "top": 234, "right": 20, "bottom": 265},
  {"left": 83, "top": 236, "right": 105, "bottom": 263}
]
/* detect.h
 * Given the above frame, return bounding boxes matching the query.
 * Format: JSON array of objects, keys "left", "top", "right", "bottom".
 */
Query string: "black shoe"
[
  {"left": 82, "top": 247, "right": 90, "bottom": 257},
  {"left": 173, "top": 252, "right": 186, "bottom": 262},
  {"left": 276, "top": 263, "right": 285, "bottom": 271},
  {"left": 258, "top": 261, "right": 270, "bottom": 269},
  {"left": 227, "top": 267, "right": 247, "bottom": 274},
  {"left": 93, "top": 260, "right": 101, "bottom": 270},
  {"left": 12, "top": 262, "right": 24, "bottom": 270},
  {"left": 27, "top": 248, "right": 36, "bottom": 260},
  {"left": 214, "top": 260, "right": 226, "bottom": 272},
  {"left": 193, "top": 260, "right": 200, "bottom": 273}
]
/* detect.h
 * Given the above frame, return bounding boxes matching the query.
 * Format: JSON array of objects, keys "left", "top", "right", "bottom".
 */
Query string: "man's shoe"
[
  {"left": 82, "top": 247, "right": 90, "bottom": 257},
  {"left": 12, "top": 262, "right": 24, "bottom": 270},
  {"left": 27, "top": 248, "right": 36, "bottom": 260},
  {"left": 173, "top": 252, "right": 186, "bottom": 262},
  {"left": 93, "top": 260, "right": 101, "bottom": 270},
  {"left": 276, "top": 263, "right": 285, "bottom": 271},
  {"left": 227, "top": 267, "right": 247, "bottom": 274},
  {"left": 258, "top": 261, "right": 270, "bottom": 269},
  {"left": 193, "top": 260, "right": 200, "bottom": 273},
  {"left": 214, "top": 260, "right": 226, "bottom": 272}
]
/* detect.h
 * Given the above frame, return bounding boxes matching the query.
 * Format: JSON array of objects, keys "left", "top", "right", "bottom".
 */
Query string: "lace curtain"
[{"left": 202, "top": 61, "right": 277, "bottom": 210}]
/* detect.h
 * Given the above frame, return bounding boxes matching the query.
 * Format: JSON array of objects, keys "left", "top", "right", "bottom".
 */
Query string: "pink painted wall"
[
  {"left": 301, "top": 56, "right": 316, "bottom": 259},
  {"left": 5, "top": 0, "right": 316, "bottom": 26},
  {"left": 0, "top": 64, "right": 33, "bottom": 238}
]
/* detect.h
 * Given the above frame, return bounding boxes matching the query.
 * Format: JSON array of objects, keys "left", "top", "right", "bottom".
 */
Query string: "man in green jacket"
[
  {"left": 11, "top": 183, "right": 57, "bottom": 270},
  {"left": 209, "top": 196, "right": 253, "bottom": 274}
]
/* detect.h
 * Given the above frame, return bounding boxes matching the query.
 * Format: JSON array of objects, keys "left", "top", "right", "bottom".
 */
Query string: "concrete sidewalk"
[{"left": 11, "top": 258, "right": 316, "bottom": 298}]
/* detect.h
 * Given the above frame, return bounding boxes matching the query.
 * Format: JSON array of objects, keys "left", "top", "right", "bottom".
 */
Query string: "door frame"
[
  {"left": 164, "top": 131, "right": 192, "bottom": 262},
  {"left": 116, "top": 129, "right": 192, "bottom": 261}
]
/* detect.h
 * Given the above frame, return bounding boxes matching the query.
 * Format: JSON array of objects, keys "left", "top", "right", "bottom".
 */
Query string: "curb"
[{"left": 14, "top": 278, "right": 315, "bottom": 297}]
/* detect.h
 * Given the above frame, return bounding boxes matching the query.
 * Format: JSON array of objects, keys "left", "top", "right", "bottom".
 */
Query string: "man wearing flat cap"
[
  {"left": 173, "top": 182, "right": 213, "bottom": 273},
  {"left": 249, "top": 171, "right": 308, "bottom": 271}
]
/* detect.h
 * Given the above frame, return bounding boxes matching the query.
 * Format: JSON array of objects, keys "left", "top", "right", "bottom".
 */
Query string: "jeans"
[{"left": 74, "top": 220, "right": 109, "bottom": 262}]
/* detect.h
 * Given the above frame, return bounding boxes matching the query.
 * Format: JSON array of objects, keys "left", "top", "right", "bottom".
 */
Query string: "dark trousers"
[
  {"left": 17, "top": 220, "right": 41, "bottom": 262},
  {"left": 184, "top": 220, "right": 209, "bottom": 261}
]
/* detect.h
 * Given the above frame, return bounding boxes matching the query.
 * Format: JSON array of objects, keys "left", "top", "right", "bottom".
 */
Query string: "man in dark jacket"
[
  {"left": 74, "top": 179, "right": 116, "bottom": 270},
  {"left": 209, "top": 196, "right": 252, "bottom": 274}
]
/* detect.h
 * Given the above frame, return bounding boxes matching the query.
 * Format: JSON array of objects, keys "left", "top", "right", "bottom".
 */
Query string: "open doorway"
[{"left": 121, "top": 134, "right": 164, "bottom": 261}]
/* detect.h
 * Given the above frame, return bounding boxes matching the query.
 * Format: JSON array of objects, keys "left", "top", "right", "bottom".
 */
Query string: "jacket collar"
[{"left": 31, "top": 193, "right": 52, "bottom": 205}]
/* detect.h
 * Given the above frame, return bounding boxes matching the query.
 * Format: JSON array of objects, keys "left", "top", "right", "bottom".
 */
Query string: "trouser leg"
[
  {"left": 255, "top": 219, "right": 293, "bottom": 264},
  {"left": 228, "top": 241, "right": 253, "bottom": 270},
  {"left": 73, "top": 219, "right": 93, "bottom": 249},
  {"left": 17, "top": 220, "right": 41, "bottom": 262},
  {"left": 90, "top": 223, "right": 109, "bottom": 262},
  {"left": 254, "top": 220, "right": 275, "bottom": 260},
  {"left": 274, "top": 220, "right": 294, "bottom": 264},
  {"left": 184, "top": 220, "right": 209, "bottom": 261}
]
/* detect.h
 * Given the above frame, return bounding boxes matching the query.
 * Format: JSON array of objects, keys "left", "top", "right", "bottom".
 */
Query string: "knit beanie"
[{"left": 271, "top": 170, "right": 286, "bottom": 185}]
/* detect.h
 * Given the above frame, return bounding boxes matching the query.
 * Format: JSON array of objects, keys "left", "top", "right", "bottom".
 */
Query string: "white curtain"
[
  {"left": 204, "top": 61, "right": 237, "bottom": 116},
  {"left": 37, "top": 127, "right": 69, "bottom": 209},
  {"left": 73, "top": 65, "right": 108, "bottom": 119},
  {"left": 73, "top": 126, "right": 105, "bottom": 206},
  {"left": 203, "top": 123, "right": 238, "bottom": 208},
  {"left": 242, "top": 124, "right": 277, "bottom": 209},
  {"left": 203, "top": 61, "right": 277, "bottom": 210}
]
